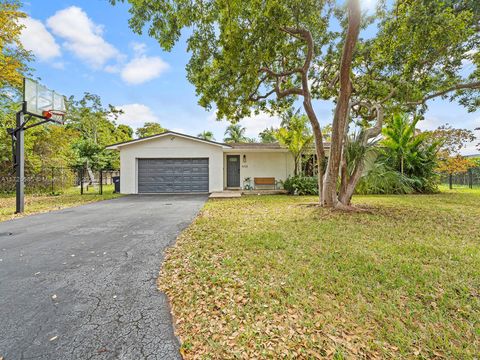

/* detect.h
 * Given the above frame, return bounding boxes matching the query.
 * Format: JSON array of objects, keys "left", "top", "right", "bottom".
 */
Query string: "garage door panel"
[{"left": 138, "top": 158, "right": 209, "bottom": 193}]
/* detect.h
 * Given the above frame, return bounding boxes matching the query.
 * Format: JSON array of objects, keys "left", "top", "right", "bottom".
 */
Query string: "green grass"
[
  {"left": 0, "top": 185, "right": 122, "bottom": 222},
  {"left": 159, "top": 188, "right": 480, "bottom": 359}
]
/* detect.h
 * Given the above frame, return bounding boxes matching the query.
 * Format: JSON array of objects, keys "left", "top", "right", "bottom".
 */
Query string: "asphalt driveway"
[{"left": 0, "top": 194, "right": 207, "bottom": 359}]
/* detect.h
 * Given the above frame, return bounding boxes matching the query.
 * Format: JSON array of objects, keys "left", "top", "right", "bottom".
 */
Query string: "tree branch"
[
  {"left": 248, "top": 89, "right": 276, "bottom": 101},
  {"left": 260, "top": 66, "right": 303, "bottom": 77},
  {"left": 406, "top": 81, "right": 480, "bottom": 106}
]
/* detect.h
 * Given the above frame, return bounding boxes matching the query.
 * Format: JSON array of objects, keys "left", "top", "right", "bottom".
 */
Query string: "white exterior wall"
[
  {"left": 118, "top": 135, "right": 224, "bottom": 194},
  {"left": 223, "top": 150, "right": 295, "bottom": 189}
]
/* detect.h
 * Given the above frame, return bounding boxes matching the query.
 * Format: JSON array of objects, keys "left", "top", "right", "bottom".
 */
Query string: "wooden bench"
[{"left": 254, "top": 177, "right": 276, "bottom": 190}]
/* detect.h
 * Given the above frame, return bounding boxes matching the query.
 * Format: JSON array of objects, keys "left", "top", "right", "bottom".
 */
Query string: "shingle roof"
[
  {"left": 105, "top": 130, "right": 331, "bottom": 151},
  {"left": 105, "top": 131, "right": 230, "bottom": 149},
  {"left": 228, "top": 142, "right": 285, "bottom": 149},
  {"left": 228, "top": 142, "right": 331, "bottom": 149}
]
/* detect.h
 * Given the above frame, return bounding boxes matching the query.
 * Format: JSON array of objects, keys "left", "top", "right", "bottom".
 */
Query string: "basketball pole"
[{"left": 15, "top": 103, "right": 25, "bottom": 214}]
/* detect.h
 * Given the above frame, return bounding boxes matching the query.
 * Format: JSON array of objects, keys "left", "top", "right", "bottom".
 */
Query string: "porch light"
[{"left": 243, "top": 154, "right": 247, "bottom": 163}]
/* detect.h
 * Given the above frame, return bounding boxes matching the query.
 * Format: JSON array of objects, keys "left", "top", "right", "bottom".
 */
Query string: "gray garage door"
[{"left": 138, "top": 158, "right": 209, "bottom": 193}]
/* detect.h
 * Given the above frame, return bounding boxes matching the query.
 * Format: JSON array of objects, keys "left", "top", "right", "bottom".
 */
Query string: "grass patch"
[
  {"left": 0, "top": 185, "right": 122, "bottom": 222},
  {"left": 159, "top": 188, "right": 480, "bottom": 359}
]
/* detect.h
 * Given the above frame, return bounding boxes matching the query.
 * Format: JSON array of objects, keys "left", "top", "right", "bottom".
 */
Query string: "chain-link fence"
[
  {"left": 76, "top": 169, "right": 120, "bottom": 195},
  {"left": 0, "top": 167, "right": 75, "bottom": 195},
  {"left": 0, "top": 168, "right": 120, "bottom": 195},
  {"left": 439, "top": 167, "right": 480, "bottom": 189}
]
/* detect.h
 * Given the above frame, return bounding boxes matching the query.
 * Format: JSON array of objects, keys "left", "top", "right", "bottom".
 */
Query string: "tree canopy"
[
  {"left": 0, "top": 0, "right": 31, "bottom": 93},
  {"left": 135, "top": 122, "right": 166, "bottom": 138},
  {"left": 224, "top": 124, "right": 247, "bottom": 143},
  {"left": 197, "top": 130, "right": 215, "bottom": 141},
  {"left": 259, "top": 127, "right": 277, "bottom": 143}
]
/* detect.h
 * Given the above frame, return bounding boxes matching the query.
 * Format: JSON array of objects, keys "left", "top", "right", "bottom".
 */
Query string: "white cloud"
[
  {"left": 360, "top": 0, "right": 378, "bottom": 12},
  {"left": 131, "top": 42, "right": 147, "bottom": 56},
  {"left": 239, "top": 112, "right": 282, "bottom": 139},
  {"left": 19, "top": 17, "right": 61, "bottom": 61},
  {"left": 121, "top": 55, "right": 169, "bottom": 85},
  {"left": 46, "top": 6, "right": 119, "bottom": 68},
  {"left": 115, "top": 103, "right": 160, "bottom": 130},
  {"left": 205, "top": 110, "right": 281, "bottom": 141}
]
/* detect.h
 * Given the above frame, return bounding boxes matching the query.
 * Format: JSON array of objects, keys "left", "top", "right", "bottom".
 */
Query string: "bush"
[
  {"left": 283, "top": 175, "right": 318, "bottom": 195},
  {"left": 355, "top": 163, "right": 415, "bottom": 195}
]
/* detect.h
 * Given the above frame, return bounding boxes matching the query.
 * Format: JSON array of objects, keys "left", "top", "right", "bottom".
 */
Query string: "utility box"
[{"left": 113, "top": 176, "right": 120, "bottom": 193}]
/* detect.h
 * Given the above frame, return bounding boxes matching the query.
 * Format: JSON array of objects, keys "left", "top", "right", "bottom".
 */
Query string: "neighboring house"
[{"left": 106, "top": 131, "right": 329, "bottom": 194}]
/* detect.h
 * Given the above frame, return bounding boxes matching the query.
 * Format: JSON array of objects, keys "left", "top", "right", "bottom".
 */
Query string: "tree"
[
  {"left": 381, "top": 113, "right": 440, "bottom": 193},
  {"left": 115, "top": 0, "right": 479, "bottom": 207},
  {"left": 224, "top": 124, "right": 247, "bottom": 143},
  {"left": 259, "top": 127, "right": 277, "bottom": 143},
  {"left": 135, "top": 122, "right": 166, "bottom": 138},
  {"left": 0, "top": 0, "right": 31, "bottom": 93},
  {"left": 437, "top": 155, "right": 476, "bottom": 189},
  {"left": 276, "top": 115, "right": 313, "bottom": 176},
  {"left": 382, "top": 114, "right": 422, "bottom": 176},
  {"left": 425, "top": 125, "right": 476, "bottom": 158},
  {"left": 438, "top": 155, "right": 475, "bottom": 175},
  {"left": 197, "top": 130, "right": 215, "bottom": 141},
  {"left": 476, "top": 127, "right": 480, "bottom": 151},
  {"left": 68, "top": 93, "right": 129, "bottom": 173},
  {"left": 115, "top": 124, "right": 134, "bottom": 143}
]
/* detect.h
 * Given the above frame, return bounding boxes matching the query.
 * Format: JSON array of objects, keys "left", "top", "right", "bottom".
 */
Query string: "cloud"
[
  {"left": 47, "top": 6, "right": 119, "bottom": 68},
  {"left": 361, "top": 0, "right": 379, "bottom": 12},
  {"left": 121, "top": 55, "right": 169, "bottom": 85},
  {"left": 239, "top": 112, "right": 282, "bottom": 139},
  {"left": 19, "top": 17, "right": 61, "bottom": 61},
  {"left": 206, "top": 110, "right": 281, "bottom": 140},
  {"left": 115, "top": 103, "right": 160, "bottom": 130}
]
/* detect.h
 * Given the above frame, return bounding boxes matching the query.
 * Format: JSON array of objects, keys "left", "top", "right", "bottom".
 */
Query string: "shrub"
[
  {"left": 283, "top": 175, "right": 318, "bottom": 195},
  {"left": 355, "top": 163, "right": 415, "bottom": 195}
]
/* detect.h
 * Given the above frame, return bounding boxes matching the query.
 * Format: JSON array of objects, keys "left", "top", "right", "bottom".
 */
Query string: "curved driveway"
[{"left": 0, "top": 195, "right": 206, "bottom": 359}]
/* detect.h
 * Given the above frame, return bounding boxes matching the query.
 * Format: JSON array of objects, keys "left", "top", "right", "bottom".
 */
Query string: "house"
[{"left": 106, "top": 131, "right": 328, "bottom": 194}]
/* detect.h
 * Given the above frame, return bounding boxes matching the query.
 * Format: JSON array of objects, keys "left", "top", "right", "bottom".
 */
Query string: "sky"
[{"left": 19, "top": 0, "right": 479, "bottom": 154}]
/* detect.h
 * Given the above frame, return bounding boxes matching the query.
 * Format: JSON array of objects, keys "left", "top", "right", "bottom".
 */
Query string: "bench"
[{"left": 254, "top": 177, "right": 276, "bottom": 190}]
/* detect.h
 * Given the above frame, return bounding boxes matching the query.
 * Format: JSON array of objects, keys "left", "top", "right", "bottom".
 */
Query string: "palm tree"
[
  {"left": 276, "top": 115, "right": 313, "bottom": 176},
  {"left": 197, "top": 130, "right": 215, "bottom": 141},
  {"left": 223, "top": 124, "right": 248, "bottom": 143},
  {"left": 259, "top": 127, "right": 277, "bottom": 143},
  {"left": 382, "top": 113, "right": 424, "bottom": 175},
  {"left": 381, "top": 112, "right": 440, "bottom": 193}
]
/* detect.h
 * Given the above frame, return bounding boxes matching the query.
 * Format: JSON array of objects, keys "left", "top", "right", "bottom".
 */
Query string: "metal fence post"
[
  {"left": 80, "top": 168, "right": 84, "bottom": 195},
  {"left": 51, "top": 167, "right": 54, "bottom": 194},
  {"left": 100, "top": 170, "right": 103, "bottom": 195}
]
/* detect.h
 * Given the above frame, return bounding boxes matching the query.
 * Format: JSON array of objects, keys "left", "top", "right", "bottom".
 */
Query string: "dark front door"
[{"left": 226, "top": 155, "right": 240, "bottom": 187}]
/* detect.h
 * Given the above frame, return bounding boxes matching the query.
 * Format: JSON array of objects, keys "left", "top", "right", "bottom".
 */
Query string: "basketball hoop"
[{"left": 42, "top": 109, "right": 66, "bottom": 124}]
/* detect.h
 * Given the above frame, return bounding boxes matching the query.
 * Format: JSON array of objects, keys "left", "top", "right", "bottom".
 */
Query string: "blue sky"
[{"left": 20, "top": 0, "right": 479, "bottom": 154}]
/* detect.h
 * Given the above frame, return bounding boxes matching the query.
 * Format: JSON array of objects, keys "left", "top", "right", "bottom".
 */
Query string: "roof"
[
  {"left": 105, "top": 131, "right": 231, "bottom": 150},
  {"left": 228, "top": 142, "right": 285, "bottom": 149},
  {"left": 105, "top": 130, "right": 331, "bottom": 151}
]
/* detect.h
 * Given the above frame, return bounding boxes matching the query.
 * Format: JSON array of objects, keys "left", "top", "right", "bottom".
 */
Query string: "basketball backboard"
[{"left": 24, "top": 78, "right": 67, "bottom": 124}]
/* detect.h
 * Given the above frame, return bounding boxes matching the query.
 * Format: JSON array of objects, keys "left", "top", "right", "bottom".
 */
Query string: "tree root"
[{"left": 297, "top": 201, "right": 374, "bottom": 213}]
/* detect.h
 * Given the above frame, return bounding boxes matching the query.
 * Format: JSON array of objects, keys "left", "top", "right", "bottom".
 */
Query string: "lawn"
[
  {"left": 159, "top": 188, "right": 480, "bottom": 359},
  {"left": 0, "top": 185, "right": 122, "bottom": 222}
]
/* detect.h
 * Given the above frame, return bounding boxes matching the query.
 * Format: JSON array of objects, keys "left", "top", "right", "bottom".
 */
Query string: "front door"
[{"left": 226, "top": 155, "right": 240, "bottom": 187}]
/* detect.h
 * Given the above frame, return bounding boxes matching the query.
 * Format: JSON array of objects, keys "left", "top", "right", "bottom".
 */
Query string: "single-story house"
[{"left": 106, "top": 131, "right": 328, "bottom": 194}]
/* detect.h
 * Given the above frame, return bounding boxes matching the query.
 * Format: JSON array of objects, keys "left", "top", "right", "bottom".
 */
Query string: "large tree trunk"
[
  {"left": 322, "top": 0, "right": 361, "bottom": 207},
  {"left": 303, "top": 97, "right": 325, "bottom": 204},
  {"left": 338, "top": 104, "right": 384, "bottom": 205}
]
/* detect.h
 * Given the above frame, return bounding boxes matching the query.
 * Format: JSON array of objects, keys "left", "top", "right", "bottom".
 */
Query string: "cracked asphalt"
[{"left": 0, "top": 195, "right": 207, "bottom": 359}]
